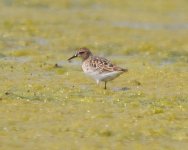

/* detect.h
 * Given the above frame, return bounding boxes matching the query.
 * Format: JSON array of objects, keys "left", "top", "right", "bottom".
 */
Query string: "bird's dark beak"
[{"left": 68, "top": 54, "right": 77, "bottom": 62}]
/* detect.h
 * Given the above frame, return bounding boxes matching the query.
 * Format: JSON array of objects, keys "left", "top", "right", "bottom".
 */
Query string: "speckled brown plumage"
[
  {"left": 68, "top": 47, "right": 128, "bottom": 89},
  {"left": 85, "top": 56, "right": 127, "bottom": 73}
]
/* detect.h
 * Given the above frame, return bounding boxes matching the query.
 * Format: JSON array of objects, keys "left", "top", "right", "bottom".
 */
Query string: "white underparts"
[{"left": 82, "top": 59, "right": 124, "bottom": 84}]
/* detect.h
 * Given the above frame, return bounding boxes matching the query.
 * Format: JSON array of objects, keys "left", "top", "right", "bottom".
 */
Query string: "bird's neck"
[{"left": 82, "top": 53, "right": 93, "bottom": 61}]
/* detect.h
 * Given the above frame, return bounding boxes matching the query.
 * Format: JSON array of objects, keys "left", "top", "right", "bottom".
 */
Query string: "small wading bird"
[{"left": 68, "top": 47, "right": 128, "bottom": 89}]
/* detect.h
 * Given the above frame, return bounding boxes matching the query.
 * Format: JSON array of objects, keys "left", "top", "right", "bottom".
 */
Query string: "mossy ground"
[{"left": 0, "top": 0, "right": 188, "bottom": 150}]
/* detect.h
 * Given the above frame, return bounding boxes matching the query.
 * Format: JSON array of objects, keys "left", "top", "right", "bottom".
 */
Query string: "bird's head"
[{"left": 68, "top": 47, "right": 93, "bottom": 61}]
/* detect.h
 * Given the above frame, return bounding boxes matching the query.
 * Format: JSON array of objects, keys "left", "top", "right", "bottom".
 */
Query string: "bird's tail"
[
  {"left": 114, "top": 67, "right": 128, "bottom": 72},
  {"left": 121, "top": 68, "right": 128, "bottom": 72}
]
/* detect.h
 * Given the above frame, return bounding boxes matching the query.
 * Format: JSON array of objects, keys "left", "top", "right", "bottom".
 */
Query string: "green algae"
[{"left": 0, "top": 0, "right": 188, "bottom": 150}]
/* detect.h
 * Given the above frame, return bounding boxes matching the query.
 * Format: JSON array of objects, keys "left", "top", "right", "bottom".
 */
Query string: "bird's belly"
[
  {"left": 82, "top": 66, "right": 100, "bottom": 80},
  {"left": 98, "top": 71, "right": 123, "bottom": 81},
  {"left": 82, "top": 63, "right": 124, "bottom": 82},
  {"left": 83, "top": 69, "right": 123, "bottom": 82}
]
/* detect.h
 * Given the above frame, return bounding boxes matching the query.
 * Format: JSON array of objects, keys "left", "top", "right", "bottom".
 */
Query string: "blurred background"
[
  {"left": 0, "top": 0, "right": 188, "bottom": 150},
  {"left": 1, "top": 0, "right": 188, "bottom": 56}
]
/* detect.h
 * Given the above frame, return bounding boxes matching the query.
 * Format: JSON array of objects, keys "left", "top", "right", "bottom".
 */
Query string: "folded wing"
[{"left": 90, "top": 56, "right": 128, "bottom": 73}]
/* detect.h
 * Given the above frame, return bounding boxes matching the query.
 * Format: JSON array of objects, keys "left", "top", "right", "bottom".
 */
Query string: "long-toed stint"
[{"left": 68, "top": 47, "right": 128, "bottom": 89}]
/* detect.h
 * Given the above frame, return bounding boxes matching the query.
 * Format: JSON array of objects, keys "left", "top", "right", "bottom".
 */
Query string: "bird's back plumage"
[
  {"left": 68, "top": 47, "right": 128, "bottom": 89},
  {"left": 82, "top": 55, "right": 127, "bottom": 83}
]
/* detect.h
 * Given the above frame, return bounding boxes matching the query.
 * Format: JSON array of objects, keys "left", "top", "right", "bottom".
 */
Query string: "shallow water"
[
  {"left": 113, "top": 22, "right": 188, "bottom": 30},
  {"left": 0, "top": 0, "right": 188, "bottom": 150}
]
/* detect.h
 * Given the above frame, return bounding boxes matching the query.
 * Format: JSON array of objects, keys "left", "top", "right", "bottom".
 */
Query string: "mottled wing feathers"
[{"left": 90, "top": 56, "right": 127, "bottom": 73}]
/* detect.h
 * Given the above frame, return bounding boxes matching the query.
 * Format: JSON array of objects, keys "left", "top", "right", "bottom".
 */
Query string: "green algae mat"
[{"left": 0, "top": 0, "right": 188, "bottom": 150}]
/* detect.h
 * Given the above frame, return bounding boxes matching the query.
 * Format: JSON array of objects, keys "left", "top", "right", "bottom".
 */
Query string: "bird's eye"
[{"left": 79, "top": 51, "right": 84, "bottom": 54}]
